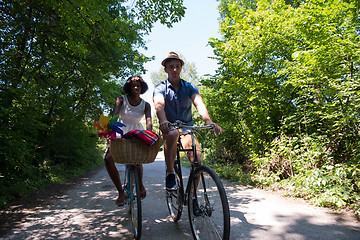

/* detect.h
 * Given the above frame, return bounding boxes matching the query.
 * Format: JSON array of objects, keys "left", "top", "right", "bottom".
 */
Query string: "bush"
[
  {"left": 0, "top": 119, "right": 104, "bottom": 209},
  {"left": 251, "top": 134, "right": 360, "bottom": 218}
]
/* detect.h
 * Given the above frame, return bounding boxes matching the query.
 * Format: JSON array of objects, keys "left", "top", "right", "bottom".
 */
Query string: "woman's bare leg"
[{"left": 104, "top": 150, "right": 125, "bottom": 202}]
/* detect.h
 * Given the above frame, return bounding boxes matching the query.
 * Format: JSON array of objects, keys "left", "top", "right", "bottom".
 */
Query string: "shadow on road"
[
  {"left": 1, "top": 154, "right": 359, "bottom": 239},
  {"left": 224, "top": 181, "right": 360, "bottom": 240},
  {"left": 1, "top": 166, "right": 135, "bottom": 239}
]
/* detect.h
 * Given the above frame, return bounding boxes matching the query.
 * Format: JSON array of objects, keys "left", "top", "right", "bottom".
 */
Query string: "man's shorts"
[{"left": 178, "top": 129, "right": 201, "bottom": 152}]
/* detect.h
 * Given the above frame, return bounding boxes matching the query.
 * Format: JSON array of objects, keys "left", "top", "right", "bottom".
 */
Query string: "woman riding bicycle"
[{"left": 105, "top": 76, "right": 152, "bottom": 206}]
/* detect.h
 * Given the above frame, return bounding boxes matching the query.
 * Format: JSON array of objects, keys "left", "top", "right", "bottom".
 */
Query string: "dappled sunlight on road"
[
  {"left": 4, "top": 173, "right": 136, "bottom": 239},
  {"left": 2, "top": 152, "right": 359, "bottom": 239},
  {"left": 1, "top": 153, "right": 194, "bottom": 240},
  {"left": 222, "top": 180, "right": 360, "bottom": 240}
]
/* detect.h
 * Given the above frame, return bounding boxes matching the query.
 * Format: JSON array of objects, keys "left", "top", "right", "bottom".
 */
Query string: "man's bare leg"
[
  {"left": 180, "top": 134, "right": 203, "bottom": 216},
  {"left": 163, "top": 129, "right": 179, "bottom": 190},
  {"left": 180, "top": 134, "right": 202, "bottom": 165},
  {"left": 163, "top": 129, "right": 179, "bottom": 173}
]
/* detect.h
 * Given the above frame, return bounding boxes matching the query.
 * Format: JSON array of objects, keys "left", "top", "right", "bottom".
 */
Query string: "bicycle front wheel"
[
  {"left": 129, "top": 167, "right": 142, "bottom": 240},
  {"left": 166, "top": 164, "right": 184, "bottom": 222},
  {"left": 188, "top": 165, "right": 230, "bottom": 240}
]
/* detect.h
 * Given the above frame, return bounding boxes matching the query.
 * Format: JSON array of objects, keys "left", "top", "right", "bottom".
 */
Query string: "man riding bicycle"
[{"left": 153, "top": 52, "right": 223, "bottom": 191}]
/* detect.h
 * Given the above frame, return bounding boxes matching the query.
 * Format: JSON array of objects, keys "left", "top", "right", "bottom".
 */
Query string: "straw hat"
[{"left": 161, "top": 52, "right": 184, "bottom": 67}]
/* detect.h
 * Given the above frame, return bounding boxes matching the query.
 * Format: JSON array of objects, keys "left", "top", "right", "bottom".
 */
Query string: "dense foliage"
[
  {"left": 203, "top": 0, "right": 360, "bottom": 217},
  {"left": 0, "top": 0, "right": 185, "bottom": 207}
]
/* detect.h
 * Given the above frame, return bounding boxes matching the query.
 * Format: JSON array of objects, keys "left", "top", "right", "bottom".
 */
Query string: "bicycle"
[
  {"left": 110, "top": 137, "right": 160, "bottom": 240},
  {"left": 165, "top": 121, "right": 231, "bottom": 240},
  {"left": 122, "top": 164, "right": 142, "bottom": 240}
]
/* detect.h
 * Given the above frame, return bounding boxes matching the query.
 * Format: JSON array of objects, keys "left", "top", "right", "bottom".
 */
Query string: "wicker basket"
[{"left": 110, "top": 138, "right": 160, "bottom": 164}]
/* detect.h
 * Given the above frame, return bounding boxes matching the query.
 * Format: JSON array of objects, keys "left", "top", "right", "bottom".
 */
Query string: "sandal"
[
  {"left": 140, "top": 189, "right": 146, "bottom": 200},
  {"left": 115, "top": 195, "right": 125, "bottom": 207}
]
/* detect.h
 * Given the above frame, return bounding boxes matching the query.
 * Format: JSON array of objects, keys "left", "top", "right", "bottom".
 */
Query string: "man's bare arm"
[
  {"left": 192, "top": 94, "right": 223, "bottom": 135},
  {"left": 153, "top": 95, "right": 170, "bottom": 134}
]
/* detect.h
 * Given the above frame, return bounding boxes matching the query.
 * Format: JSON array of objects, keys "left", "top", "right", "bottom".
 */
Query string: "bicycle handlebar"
[{"left": 168, "top": 120, "right": 214, "bottom": 131}]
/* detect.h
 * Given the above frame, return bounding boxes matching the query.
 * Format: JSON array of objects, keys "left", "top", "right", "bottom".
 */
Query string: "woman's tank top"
[{"left": 117, "top": 95, "right": 145, "bottom": 135}]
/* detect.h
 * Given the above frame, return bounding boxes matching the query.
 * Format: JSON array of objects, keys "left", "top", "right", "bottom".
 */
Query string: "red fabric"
[{"left": 123, "top": 129, "right": 159, "bottom": 146}]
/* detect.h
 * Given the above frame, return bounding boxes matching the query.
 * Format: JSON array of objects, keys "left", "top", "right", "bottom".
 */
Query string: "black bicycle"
[{"left": 166, "top": 121, "right": 230, "bottom": 240}]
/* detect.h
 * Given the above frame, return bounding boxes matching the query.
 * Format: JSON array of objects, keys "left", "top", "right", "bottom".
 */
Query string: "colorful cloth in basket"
[{"left": 123, "top": 129, "right": 159, "bottom": 147}]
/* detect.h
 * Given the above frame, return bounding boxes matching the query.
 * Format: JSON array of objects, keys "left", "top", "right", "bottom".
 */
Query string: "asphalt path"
[{"left": 1, "top": 152, "right": 360, "bottom": 239}]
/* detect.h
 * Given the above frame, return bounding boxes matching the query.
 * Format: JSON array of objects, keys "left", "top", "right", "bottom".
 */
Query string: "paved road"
[{"left": 1, "top": 152, "right": 360, "bottom": 239}]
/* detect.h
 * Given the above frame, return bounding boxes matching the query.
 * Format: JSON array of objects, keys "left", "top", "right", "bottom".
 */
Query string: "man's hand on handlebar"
[
  {"left": 166, "top": 120, "right": 223, "bottom": 135},
  {"left": 210, "top": 122, "right": 223, "bottom": 135},
  {"left": 159, "top": 120, "right": 170, "bottom": 134}
]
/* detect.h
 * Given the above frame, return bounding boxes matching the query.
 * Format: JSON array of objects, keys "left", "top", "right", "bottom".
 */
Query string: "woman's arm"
[
  {"left": 144, "top": 102, "right": 153, "bottom": 131},
  {"left": 112, "top": 96, "right": 123, "bottom": 116}
]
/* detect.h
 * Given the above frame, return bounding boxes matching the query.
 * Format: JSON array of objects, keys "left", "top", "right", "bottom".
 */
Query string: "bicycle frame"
[
  {"left": 124, "top": 164, "right": 140, "bottom": 203},
  {"left": 172, "top": 122, "right": 213, "bottom": 206},
  {"left": 122, "top": 164, "right": 142, "bottom": 240},
  {"left": 123, "top": 165, "right": 131, "bottom": 200}
]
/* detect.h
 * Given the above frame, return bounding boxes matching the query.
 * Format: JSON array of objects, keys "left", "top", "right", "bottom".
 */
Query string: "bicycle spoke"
[
  {"left": 129, "top": 168, "right": 142, "bottom": 240},
  {"left": 188, "top": 166, "right": 230, "bottom": 240},
  {"left": 166, "top": 166, "right": 184, "bottom": 222}
]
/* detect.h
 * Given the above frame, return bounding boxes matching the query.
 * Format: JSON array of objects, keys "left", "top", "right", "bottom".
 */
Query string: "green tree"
[
  {"left": 0, "top": 0, "right": 185, "bottom": 207},
  {"left": 205, "top": 0, "right": 360, "bottom": 213},
  {"left": 208, "top": 0, "right": 359, "bottom": 158},
  {"left": 207, "top": 0, "right": 297, "bottom": 155}
]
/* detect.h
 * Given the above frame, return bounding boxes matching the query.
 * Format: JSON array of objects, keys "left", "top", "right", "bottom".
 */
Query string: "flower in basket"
[{"left": 93, "top": 114, "right": 126, "bottom": 140}]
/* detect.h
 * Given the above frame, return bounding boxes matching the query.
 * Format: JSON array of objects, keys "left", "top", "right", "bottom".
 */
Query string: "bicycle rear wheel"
[
  {"left": 129, "top": 167, "right": 142, "bottom": 240},
  {"left": 188, "top": 165, "right": 230, "bottom": 240},
  {"left": 166, "top": 164, "right": 184, "bottom": 222}
]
